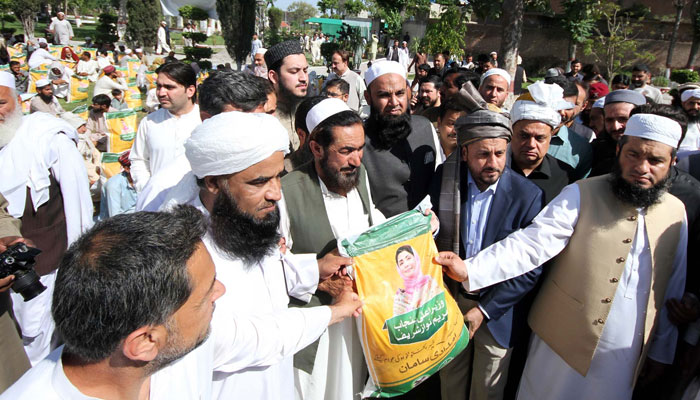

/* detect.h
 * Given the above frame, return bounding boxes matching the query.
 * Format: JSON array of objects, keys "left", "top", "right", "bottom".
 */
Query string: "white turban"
[
  {"left": 0, "top": 71, "right": 15, "bottom": 89},
  {"left": 306, "top": 98, "right": 351, "bottom": 133},
  {"left": 624, "top": 114, "right": 682, "bottom": 149},
  {"left": 592, "top": 97, "right": 606, "bottom": 109},
  {"left": 480, "top": 68, "right": 511, "bottom": 86},
  {"left": 255, "top": 47, "right": 267, "bottom": 55},
  {"left": 511, "top": 80, "right": 574, "bottom": 128},
  {"left": 185, "top": 111, "right": 290, "bottom": 179},
  {"left": 365, "top": 60, "right": 406, "bottom": 87},
  {"left": 681, "top": 89, "right": 700, "bottom": 103},
  {"left": 35, "top": 79, "right": 50, "bottom": 88}
]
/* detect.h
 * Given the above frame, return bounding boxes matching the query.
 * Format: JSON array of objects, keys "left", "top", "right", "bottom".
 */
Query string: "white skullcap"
[
  {"left": 0, "top": 71, "right": 15, "bottom": 89},
  {"left": 306, "top": 98, "right": 351, "bottom": 133},
  {"left": 37, "top": 38, "right": 47, "bottom": 44},
  {"left": 490, "top": 51, "right": 497, "bottom": 56},
  {"left": 185, "top": 111, "right": 290, "bottom": 179},
  {"left": 135, "top": 48, "right": 143, "bottom": 53},
  {"left": 592, "top": 97, "right": 606, "bottom": 109},
  {"left": 624, "top": 114, "right": 682, "bottom": 149},
  {"left": 35, "top": 79, "right": 50, "bottom": 88},
  {"left": 681, "top": 89, "right": 700, "bottom": 103},
  {"left": 480, "top": 68, "right": 511, "bottom": 86},
  {"left": 255, "top": 47, "right": 267, "bottom": 55},
  {"left": 511, "top": 80, "right": 574, "bottom": 128},
  {"left": 365, "top": 60, "right": 406, "bottom": 87}
]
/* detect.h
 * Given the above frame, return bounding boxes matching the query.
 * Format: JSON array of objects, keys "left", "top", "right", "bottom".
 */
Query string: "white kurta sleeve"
[
  {"left": 647, "top": 214, "right": 688, "bottom": 364},
  {"left": 465, "top": 183, "right": 580, "bottom": 291},
  {"left": 212, "top": 305, "right": 331, "bottom": 372},
  {"left": 129, "top": 118, "right": 152, "bottom": 192},
  {"left": 281, "top": 252, "right": 319, "bottom": 303},
  {"left": 49, "top": 134, "right": 94, "bottom": 245},
  {"left": 278, "top": 192, "right": 293, "bottom": 249}
]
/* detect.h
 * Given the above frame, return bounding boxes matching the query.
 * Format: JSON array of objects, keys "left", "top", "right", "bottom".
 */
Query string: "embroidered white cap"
[
  {"left": 480, "top": 68, "right": 511, "bottom": 86},
  {"left": 305, "top": 98, "right": 351, "bottom": 133},
  {"left": 623, "top": 113, "right": 682, "bottom": 149},
  {"left": 365, "top": 60, "right": 406, "bottom": 87},
  {"left": 0, "top": 71, "right": 15, "bottom": 89}
]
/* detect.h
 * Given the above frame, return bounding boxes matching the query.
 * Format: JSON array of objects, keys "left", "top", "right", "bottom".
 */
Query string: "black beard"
[
  {"left": 278, "top": 81, "right": 304, "bottom": 110},
  {"left": 320, "top": 151, "right": 360, "bottom": 193},
  {"left": 39, "top": 93, "right": 53, "bottom": 102},
  {"left": 609, "top": 159, "right": 671, "bottom": 209},
  {"left": 685, "top": 109, "right": 700, "bottom": 123},
  {"left": 210, "top": 187, "right": 281, "bottom": 265},
  {"left": 364, "top": 107, "right": 412, "bottom": 150}
]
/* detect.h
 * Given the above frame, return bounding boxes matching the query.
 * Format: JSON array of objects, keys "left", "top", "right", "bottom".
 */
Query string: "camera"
[{"left": 0, "top": 243, "right": 46, "bottom": 301}]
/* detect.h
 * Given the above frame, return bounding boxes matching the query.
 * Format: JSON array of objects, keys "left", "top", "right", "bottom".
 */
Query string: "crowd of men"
[{"left": 0, "top": 29, "right": 699, "bottom": 400}]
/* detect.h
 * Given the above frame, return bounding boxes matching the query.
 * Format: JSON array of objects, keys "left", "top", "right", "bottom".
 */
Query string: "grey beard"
[{"left": 0, "top": 106, "right": 24, "bottom": 149}]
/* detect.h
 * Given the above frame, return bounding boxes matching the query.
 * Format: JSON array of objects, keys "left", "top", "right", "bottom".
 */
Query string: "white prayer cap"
[
  {"left": 185, "top": 111, "right": 290, "bottom": 179},
  {"left": 0, "top": 71, "right": 15, "bottom": 89},
  {"left": 365, "top": 60, "right": 406, "bottom": 87},
  {"left": 37, "top": 38, "right": 47, "bottom": 44},
  {"left": 135, "top": 48, "right": 143, "bottom": 53},
  {"left": 511, "top": 80, "right": 574, "bottom": 128},
  {"left": 490, "top": 51, "right": 497, "bottom": 56},
  {"left": 125, "top": 48, "right": 133, "bottom": 54},
  {"left": 35, "top": 79, "right": 50, "bottom": 88},
  {"left": 306, "top": 98, "right": 351, "bottom": 133},
  {"left": 479, "top": 68, "right": 511, "bottom": 86},
  {"left": 681, "top": 89, "right": 700, "bottom": 103},
  {"left": 623, "top": 114, "right": 682, "bottom": 149},
  {"left": 592, "top": 97, "right": 606, "bottom": 109},
  {"left": 255, "top": 47, "right": 267, "bottom": 55}
]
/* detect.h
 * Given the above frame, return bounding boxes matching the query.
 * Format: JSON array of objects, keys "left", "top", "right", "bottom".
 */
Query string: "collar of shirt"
[
  {"left": 551, "top": 124, "right": 570, "bottom": 146},
  {"left": 466, "top": 168, "right": 499, "bottom": 196},
  {"left": 51, "top": 347, "right": 102, "bottom": 399},
  {"left": 513, "top": 153, "right": 553, "bottom": 179}
]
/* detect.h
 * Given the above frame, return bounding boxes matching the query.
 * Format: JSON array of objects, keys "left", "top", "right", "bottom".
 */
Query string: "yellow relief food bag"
[
  {"left": 144, "top": 71, "right": 157, "bottom": 89},
  {"left": 105, "top": 110, "right": 137, "bottom": 153},
  {"left": 71, "top": 104, "right": 89, "bottom": 120},
  {"left": 125, "top": 58, "right": 141, "bottom": 79},
  {"left": 49, "top": 45, "right": 63, "bottom": 58},
  {"left": 339, "top": 209, "right": 469, "bottom": 398},
  {"left": 100, "top": 152, "right": 122, "bottom": 179},
  {"left": 27, "top": 69, "right": 47, "bottom": 94},
  {"left": 70, "top": 74, "right": 90, "bottom": 103},
  {"left": 124, "top": 83, "right": 142, "bottom": 109}
]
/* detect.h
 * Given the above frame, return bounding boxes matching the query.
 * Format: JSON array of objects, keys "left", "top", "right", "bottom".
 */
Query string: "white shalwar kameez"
[
  {"left": 49, "top": 19, "right": 73, "bottom": 45},
  {"left": 461, "top": 184, "right": 686, "bottom": 400},
  {"left": 183, "top": 197, "right": 323, "bottom": 399},
  {"left": 129, "top": 105, "right": 201, "bottom": 191},
  {"left": 279, "top": 176, "right": 386, "bottom": 400},
  {"left": 135, "top": 153, "right": 191, "bottom": 211},
  {"left": 0, "top": 113, "right": 93, "bottom": 364},
  {"left": 1, "top": 302, "right": 333, "bottom": 400}
]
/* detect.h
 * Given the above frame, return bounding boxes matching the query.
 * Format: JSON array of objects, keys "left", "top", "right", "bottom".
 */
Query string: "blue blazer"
[{"left": 431, "top": 166, "right": 544, "bottom": 348}]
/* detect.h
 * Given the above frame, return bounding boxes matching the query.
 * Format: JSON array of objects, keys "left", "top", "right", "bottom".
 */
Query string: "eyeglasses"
[{"left": 325, "top": 91, "right": 344, "bottom": 99}]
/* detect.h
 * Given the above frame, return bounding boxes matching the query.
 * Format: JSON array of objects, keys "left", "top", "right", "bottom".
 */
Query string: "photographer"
[{"left": 0, "top": 193, "right": 31, "bottom": 391}]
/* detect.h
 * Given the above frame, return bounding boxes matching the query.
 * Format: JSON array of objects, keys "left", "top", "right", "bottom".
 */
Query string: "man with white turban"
[
  {"left": 160, "top": 111, "right": 355, "bottom": 399},
  {"left": 478, "top": 68, "right": 511, "bottom": 109},
  {"left": 437, "top": 112, "right": 688, "bottom": 400},
  {"left": 279, "top": 98, "right": 386, "bottom": 400},
  {"left": 679, "top": 88, "right": 700, "bottom": 154},
  {"left": 508, "top": 80, "right": 576, "bottom": 203},
  {"left": 0, "top": 71, "right": 93, "bottom": 364},
  {"left": 243, "top": 48, "right": 268, "bottom": 78}
]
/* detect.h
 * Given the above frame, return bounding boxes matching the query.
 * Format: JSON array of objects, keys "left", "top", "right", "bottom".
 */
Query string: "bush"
[
  {"left": 183, "top": 32, "right": 208, "bottom": 43},
  {"left": 320, "top": 42, "right": 339, "bottom": 66},
  {"left": 182, "top": 58, "right": 212, "bottom": 70},
  {"left": 671, "top": 69, "right": 700, "bottom": 84},
  {"left": 95, "top": 13, "right": 119, "bottom": 45},
  {"left": 651, "top": 76, "right": 670, "bottom": 88},
  {"left": 183, "top": 46, "right": 213, "bottom": 60},
  {"left": 178, "top": 5, "right": 209, "bottom": 21}
]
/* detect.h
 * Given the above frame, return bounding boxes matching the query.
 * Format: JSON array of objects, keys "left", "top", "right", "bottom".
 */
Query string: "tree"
[
  {"left": 422, "top": 5, "right": 468, "bottom": 58},
  {"left": 499, "top": 0, "right": 524, "bottom": 78},
  {"left": 287, "top": 1, "right": 316, "bottom": 27},
  {"left": 180, "top": 6, "right": 213, "bottom": 69},
  {"left": 667, "top": 0, "right": 687, "bottom": 77},
  {"left": 10, "top": 0, "right": 40, "bottom": 40},
  {"left": 317, "top": 0, "right": 338, "bottom": 16},
  {"left": 560, "top": 0, "right": 597, "bottom": 67},
  {"left": 125, "top": 0, "right": 161, "bottom": 49},
  {"left": 217, "top": 0, "right": 256, "bottom": 70},
  {"left": 343, "top": 0, "right": 365, "bottom": 16},
  {"left": 583, "top": 1, "right": 654, "bottom": 79},
  {"left": 95, "top": 12, "right": 119, "bottom": 45},
  {"left": 687, "top": 0, "right": 700, "bottom": 69}
]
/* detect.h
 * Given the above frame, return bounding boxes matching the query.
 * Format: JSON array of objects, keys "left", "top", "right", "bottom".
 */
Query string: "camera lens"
[{"left": 12, "top": 270, "right": 47, "bottom": 302}]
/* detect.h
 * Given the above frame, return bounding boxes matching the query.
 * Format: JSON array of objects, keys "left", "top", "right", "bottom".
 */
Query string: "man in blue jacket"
[{"left": 431, "top": 109, "right": 544, "bottom": 400}]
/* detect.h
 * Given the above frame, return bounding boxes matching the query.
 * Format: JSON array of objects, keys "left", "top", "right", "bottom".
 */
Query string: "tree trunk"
[
  {"left": 667, "top": 1, "right": 685, "bottom": 73},
  {"left": 21, "top": 14, "right": 35, "bottom": 41},
  {"left": 499, "top": 0, "right": 524, "bottom": 83},
  {"left": 566, "top": 41, "right": 577, "bottom": 72},
  {"left": 689, "top": 0, "right": 700, "bottom": 69}
]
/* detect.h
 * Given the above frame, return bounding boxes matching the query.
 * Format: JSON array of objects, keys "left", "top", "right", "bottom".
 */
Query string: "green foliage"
[
  {"left": 318, "top": 0, "right": 338, "bottom": 14},
  {"left": 178, "top": 5, "right": 209, "bottom": 21},
  {"left": 560, "top": 0, "right": 596, "bottom": 44},
  {"left": 95, "top": 12, "right": 118, "bottom": 44},
  {"left": 217, "top": 0, "right": 256, "bottom": 65},
  {"left": 287, "top": 1, "right": 317, "bottom": 27},
  {"left": 651, "top": 76, "right": 670, "bottom": 87},
  {"left": 183, "top": 46, "right": 213, "bottom": 59},
  {"left": 336, "top": 23, "right": 363, "bottom": 67},
  {"left": 582, "top": 0, "right": 654, "bottom": 79},
  {"left": 10, "top": 0, "right": 40, "bottom": 39},
  {"left": 343, "top": 0, "right": 365, "bottom": 16},
  {"left": 268, "top": 6, "right": 284, "bottom": 29},
  {"left": 182, "top": 31, "right": 208, "bottom": 43},
  {"left": 421, "top": 5, "right": 467, "bottom": 58},
  {"left": 671, "top": 69, "right": 700, "bottom": 84},
  {"left": 125, "top": 0, "right": 161, "bottom": 48},
  {"left": 321, "top": 41, "right": 340, "bottom": 65}
]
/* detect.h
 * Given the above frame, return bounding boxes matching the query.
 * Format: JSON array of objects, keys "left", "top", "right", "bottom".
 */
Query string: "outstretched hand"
[
  {"left": 434, "top": 251, "right": 468, "bottom": 282},
  {"left": 318, "top": 249, "right": 353, "bottom": 281}
]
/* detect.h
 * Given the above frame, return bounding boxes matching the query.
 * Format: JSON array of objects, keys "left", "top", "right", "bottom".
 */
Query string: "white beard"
[{"left": 0, "top": 106, "right": 25, "bottom": 149}]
